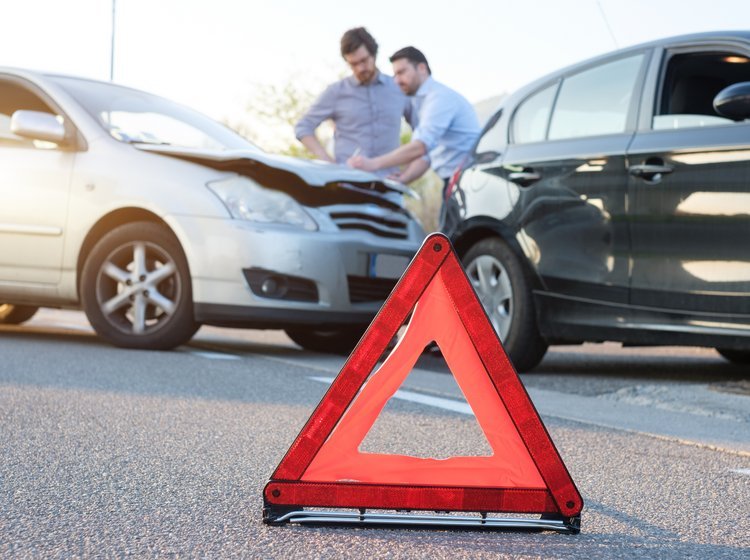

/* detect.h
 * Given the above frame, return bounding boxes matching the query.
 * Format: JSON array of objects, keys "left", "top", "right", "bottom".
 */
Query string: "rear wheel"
[
  {"left": 0, "top": 304, "right": 39, "bottom": 325},
  {"left": 716, "top": 348, "right": 750, "bottom": 365},
  {"left": 285, "top": 326, "right": 368, "bottom": 355},
  {"left": 81, "top": 221, "right": 199, "bottom": 350},
  {"left": 463, "top": 238, "right": 548, "bottom": 371}
]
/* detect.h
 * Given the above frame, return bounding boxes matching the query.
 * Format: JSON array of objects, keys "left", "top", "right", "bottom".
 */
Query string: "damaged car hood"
[{"left": 133, "top": 144, "right": 415, "bottom": 198}]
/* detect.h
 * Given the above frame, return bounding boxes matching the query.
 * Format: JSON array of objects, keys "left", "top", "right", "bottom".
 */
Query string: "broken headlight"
[{"left": 207, "top": 175, "right": 317, "bottom": 231}]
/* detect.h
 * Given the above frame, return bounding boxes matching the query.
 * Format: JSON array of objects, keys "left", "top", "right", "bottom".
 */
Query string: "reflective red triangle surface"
[{"left": 264, "top": 233, "right": 582, "bottom": 518}]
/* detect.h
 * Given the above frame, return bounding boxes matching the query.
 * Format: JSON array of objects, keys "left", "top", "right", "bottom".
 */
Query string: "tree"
[{"left": 224, "top": 76, "right": 334, "bottom": 158}]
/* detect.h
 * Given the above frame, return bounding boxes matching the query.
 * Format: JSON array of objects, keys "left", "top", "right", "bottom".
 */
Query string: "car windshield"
[{"left": 50, "top": 76, "right": 261, "bottom": 152}]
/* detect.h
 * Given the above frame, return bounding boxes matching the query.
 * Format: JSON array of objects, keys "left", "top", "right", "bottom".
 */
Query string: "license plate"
[{"left": 368, "top": 254, "right": 410, "bottom": 279}]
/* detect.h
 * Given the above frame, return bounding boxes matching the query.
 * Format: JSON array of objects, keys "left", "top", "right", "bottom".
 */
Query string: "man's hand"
[
  {"left": 349, "top": 140, "right": 427, "bottom": 175},
  {"left": 347, "top": 154, "right": 376, "bottom": 171},
  {"left": 394, "top": 157, "right": 430, "bottom": 184},
  {"left": 300, "top": 135, "right": 335, "bottom": 163}
]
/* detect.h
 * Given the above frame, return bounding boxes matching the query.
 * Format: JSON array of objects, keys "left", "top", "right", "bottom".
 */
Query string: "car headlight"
[{"left": 207, "top": 176, "right": 317, "bottom": 231}]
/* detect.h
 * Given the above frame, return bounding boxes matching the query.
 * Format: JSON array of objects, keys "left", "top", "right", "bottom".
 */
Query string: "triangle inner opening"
[{"left": 359, "top": 342, "right": 493, "bottom": 459}]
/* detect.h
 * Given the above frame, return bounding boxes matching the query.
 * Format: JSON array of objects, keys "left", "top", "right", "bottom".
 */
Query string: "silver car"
[{"left": 0, "top": 68, "right": 425, "bottom": 352}]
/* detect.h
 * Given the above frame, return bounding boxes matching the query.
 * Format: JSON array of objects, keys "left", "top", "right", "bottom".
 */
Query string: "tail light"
[{"left": 444, "top": 163, "right": 464, "bottom": 201}]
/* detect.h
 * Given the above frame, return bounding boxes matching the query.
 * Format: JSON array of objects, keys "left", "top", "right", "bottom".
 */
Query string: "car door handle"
[
  {"left": 508, "top": 171, "right": 541, "bottom": 186},
  {"left": 628, "top": 163, "right": 674, "bottom": 180}
]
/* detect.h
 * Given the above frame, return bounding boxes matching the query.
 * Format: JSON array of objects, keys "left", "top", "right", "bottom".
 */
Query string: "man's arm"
[
  {"left": 299, "top": 135, "right": 335, "bottom": 162},
  {"left": 348, "top": 139, "right": 426, "bottom": 172},
  {"left": 392, "top": 156, "right": 430, "bottom": 184},
  {"left": 350, "top": 86, "right": 456, "bottom": 174},
  {"left": 294, "top": 84, "right": 337, "bottom": 162}
]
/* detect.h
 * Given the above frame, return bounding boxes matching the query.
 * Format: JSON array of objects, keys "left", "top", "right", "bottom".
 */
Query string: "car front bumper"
[{"left": 168, "top": 215, "right": 423, "bottom": 328}]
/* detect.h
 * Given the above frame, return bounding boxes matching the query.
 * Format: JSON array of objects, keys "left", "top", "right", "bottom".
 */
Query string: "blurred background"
[{"left": 2, "top": 0, "right": 748, "bottom": 228}]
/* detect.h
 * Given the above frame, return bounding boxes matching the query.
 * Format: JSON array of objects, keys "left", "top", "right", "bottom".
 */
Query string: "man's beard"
[{"left": 356, "top": 69, "right": 375, "bottom": 84}]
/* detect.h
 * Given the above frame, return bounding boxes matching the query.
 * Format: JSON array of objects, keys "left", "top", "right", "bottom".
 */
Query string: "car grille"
[
  {"left": 347, "top": 275, "right": 398, "bottom": 303},
  {"left": 327, "top": 207, "right": 411, "bottom": 239}
]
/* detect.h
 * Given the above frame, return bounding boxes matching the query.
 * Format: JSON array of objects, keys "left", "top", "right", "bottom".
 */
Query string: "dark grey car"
[{"left": 443, "top": 31, "right": 750, "bottom": 371}]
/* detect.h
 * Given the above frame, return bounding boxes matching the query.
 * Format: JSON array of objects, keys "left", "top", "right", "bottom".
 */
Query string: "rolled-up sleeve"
[
  {"left": 294, "top": 83, "right": 337, "bottom": 140},
  {"left": 411, "top": 93, "right": 454, "bottom": 152}
]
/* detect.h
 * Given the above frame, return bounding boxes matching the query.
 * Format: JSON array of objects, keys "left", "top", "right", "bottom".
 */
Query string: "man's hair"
[
  {"left": 389, "top": 46, "right": 431, "bottom": 75},
  {"left": 340, "top": 27, "right": 378, "bottom": 58}
]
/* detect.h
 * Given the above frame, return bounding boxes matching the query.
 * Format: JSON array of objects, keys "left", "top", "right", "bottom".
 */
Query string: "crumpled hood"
[{"left": 133, "top": 144, "right": 413, "bottom": 196}]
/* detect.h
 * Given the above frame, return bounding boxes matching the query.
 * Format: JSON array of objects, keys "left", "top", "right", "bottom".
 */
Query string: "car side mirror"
[
  {"left": 10, "top": 110, "right": 67, "bottom": 144},
  {"left": 713, "top": 81, "right": 750, "bottom": 121}
]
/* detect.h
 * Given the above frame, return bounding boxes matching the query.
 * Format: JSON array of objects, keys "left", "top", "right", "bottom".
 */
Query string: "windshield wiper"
[{"left": 127, "top": 139, "right": 172, "bottom": 146}]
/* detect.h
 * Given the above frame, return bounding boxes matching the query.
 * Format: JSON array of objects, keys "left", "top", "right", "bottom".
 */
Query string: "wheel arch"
[
  {"left": 76, "top": 208, "right": 182, "bottom": 299},
  {"left": 449, "top": 217, "right": 544, "bottom": 291}
]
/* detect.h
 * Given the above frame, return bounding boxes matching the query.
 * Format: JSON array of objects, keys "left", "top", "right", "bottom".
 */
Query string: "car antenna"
[{"left": 596, "top": 0, "right": 619, "bottom": 49}]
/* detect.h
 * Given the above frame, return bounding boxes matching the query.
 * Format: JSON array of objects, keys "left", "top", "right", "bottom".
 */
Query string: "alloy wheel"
[
  {"left": 466, "top": 254, "right": 513, "bottom": 341},
  {"left": 94, "top": 240, "right": 182, "bottom": 336}
]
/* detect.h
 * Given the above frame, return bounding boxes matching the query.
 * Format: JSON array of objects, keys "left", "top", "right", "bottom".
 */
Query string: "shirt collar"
[
  {"left": 414, "top": 76, "right": 435, "bottom": 98},
  {"left": 374, "top": 71, "right": 390, "bottom": 85},
  {"left": 348, "top": 69, "right": 388, "bottom": 87}
]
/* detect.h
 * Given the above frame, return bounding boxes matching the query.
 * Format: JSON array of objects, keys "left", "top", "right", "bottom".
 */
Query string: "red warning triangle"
[{"left": 264, "top": 233, "right": 582, "bottom": 526}]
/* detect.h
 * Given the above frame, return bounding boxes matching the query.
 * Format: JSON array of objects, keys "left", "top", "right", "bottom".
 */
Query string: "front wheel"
[
  {"left": 463, "top": 238, "right": 548, "bottom": 371},
  {"left": 81, "top": 221, "right": 199, "bottom": 350},
  {"left": 285, "top": 326, "right": 368, "bottom": 355},
  {"left": 0, "top": 304, "right": 39, "bottom": 325}
]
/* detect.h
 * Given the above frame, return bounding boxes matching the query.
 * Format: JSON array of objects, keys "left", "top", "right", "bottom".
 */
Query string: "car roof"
[
  {"left": 540, "top": 30, "right": 750, "bottom": 82},
  {"left": 0, "top": 66, "right": 46, "bottom": 80},
  {"left": 626, "top": 29, "right": 750, "bottom": 48},
  {"left": 0, "top": 66, "right": 140, "bottom": 92},
  {"left": 497, "top": 30, "right": 750, "bottom": 113},
  {"left": 590, "top": 30, "right": 749, "bottom": 65}
]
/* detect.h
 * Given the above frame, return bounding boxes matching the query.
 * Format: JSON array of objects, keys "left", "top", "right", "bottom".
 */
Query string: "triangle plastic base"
[{"left": 264, "top": 508, "right": 581, "bottom": 534}]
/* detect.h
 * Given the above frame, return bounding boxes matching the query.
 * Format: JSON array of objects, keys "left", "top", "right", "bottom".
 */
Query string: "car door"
[
  {"left": 497, "top": 51, "right": 649, "bottom": 303},
  {"left": 627, "top": 43, "right": 750, "bottom": 314},
  {"left": 0, "top": 77, "right": 76, "bottom": 287}
]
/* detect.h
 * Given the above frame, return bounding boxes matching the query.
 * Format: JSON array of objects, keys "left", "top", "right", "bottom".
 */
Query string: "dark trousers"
[{"left": 440, "top": 176, "right": 463, "bottom": 234}]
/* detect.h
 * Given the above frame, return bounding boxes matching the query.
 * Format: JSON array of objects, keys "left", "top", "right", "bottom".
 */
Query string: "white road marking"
[
  {"left": 257, "top": 354, "right": 346, "bottom": 374},
  {"left": 44, "top": 323, "right": 93, "bottom": 333},
  {"left": 730, "top": 468, "right": 750, "bottom": 476},
  {"left": 190, "top": 351, "right": 241, "bottom": 360},
  {"left": 309, "top": 376, "right": 474, "bottom": 416},
  {"left": 307, "top": 375, "right": 750, "bottom": 457}
]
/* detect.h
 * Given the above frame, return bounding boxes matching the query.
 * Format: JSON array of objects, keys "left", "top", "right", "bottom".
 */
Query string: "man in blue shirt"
[
  {"left": 295, "top": 28, "right": 409, "bottom": 177},
  {"left": 348, "top": 46, "right": 480, "bottom": 188}
]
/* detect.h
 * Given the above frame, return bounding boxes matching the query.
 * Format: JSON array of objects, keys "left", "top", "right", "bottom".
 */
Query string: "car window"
[
  {"left": 548, "top": 54, "right": 644, "bottom": 140},
  {"left": 511, "top": 83, "right": 557, "bottom": 144},
  {"left": 653, "top": 51, "right": 750, "bottom": 130},
  {"left": 474, "top": 109, "right": 504, "bottom": 160},
  {"left": 0, "top": 81, "right": 58, "bottom": 149}
]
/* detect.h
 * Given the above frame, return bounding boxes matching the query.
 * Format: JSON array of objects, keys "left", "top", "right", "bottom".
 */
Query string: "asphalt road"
[{"left": 1, "top": 310, "right": 748, "bottom": 558}]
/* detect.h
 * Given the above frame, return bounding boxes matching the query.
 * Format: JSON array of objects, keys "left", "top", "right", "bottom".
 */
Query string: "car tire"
[
  {"left": 716, "top": 348, "right": 750, "bottom": 365},
  {"left": 81, "top": 221, "right": 199, "bottom": 350},
  {"left": 0, "top": 304, "right": 39, "bottom": 325},
  {"left": 463, "top": 238, "right": 548, "bottom": 372},
  {"left": 285, "top": 326, "right": 368, "bottom": 355}
]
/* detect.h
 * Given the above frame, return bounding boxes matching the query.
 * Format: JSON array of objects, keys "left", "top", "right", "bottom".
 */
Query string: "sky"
[{"left": 1, "top": 0, "right": 749, "bottom": 147}]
